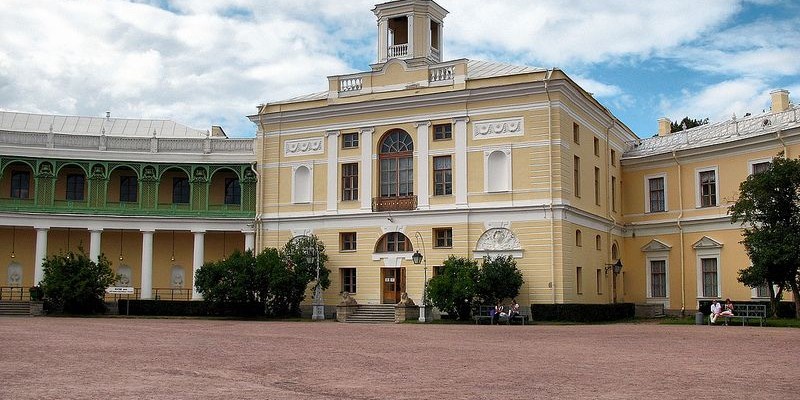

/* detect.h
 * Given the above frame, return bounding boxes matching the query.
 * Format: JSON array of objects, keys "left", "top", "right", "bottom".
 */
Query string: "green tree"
[
  {"left": 280, "top": 235, "right": 332, "bottom": 316},
  {"left": 476, "top": 255, "right": 524, "bottom": 306},
  {"left": 729, "top": 156, "right": 800, "bottom": 318},
  {"left": 40, "top": 249, "right": 118, "bottom": 314},
  {"left": 426, "top": 256, "right": 480, "bottom": 320},
  {"left": 670, "top": 117, "right": 709, "bottom": 133},
  {"left": 195, "top": 249, "right": 260, "bottom": 304}
]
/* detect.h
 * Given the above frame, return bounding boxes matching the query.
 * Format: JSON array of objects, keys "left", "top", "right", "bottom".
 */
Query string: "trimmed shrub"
[
  {"left": 118, "top": 300, "right": 264, "bottom": 317},
  {"left": 531, "top": 303, "right": 635, "bottom": 322}
]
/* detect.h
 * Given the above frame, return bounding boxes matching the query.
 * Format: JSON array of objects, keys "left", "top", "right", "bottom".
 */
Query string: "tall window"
[
  {"left": 341, "top": 133, "right": 359, "bottom": 149},
  {"left": 752, "top": 161, "right": 770, "bottom": 175},
  {"left": 342, "top": 163, "right": 359, "bottom": 201},
  {"left": 575, "top": 229, "right": 582, "bottom": 247},
  {"left": 699, "top": 170, "right": 717, "bottom": 207},
  {"left": 224, "top": 178, "right": 241, "bottom": 205},
  {"left": 596, "top": 269, "right": 602, "bottom": 294},
  {"left": 595, "top": 235, "right": 601, "bottom": 251},
  {"left": 66, "top": 174, "right": 85, "bottom": 201},
  {"left": 610, "top": 149, "right": 617, "bottom": 166},
  {"left": 573, "top": 123, "right": 580, "bottom": 144},
  {"left": 593, "top": 137, "right": 600, "bottom": 156},
  {"left": 594, "top": 167, "right": 600, "bottom": 205},
  {"left": 573, "top": 156, "right": 581, "bottom": 197},
  {"left": 119, "top": 176, "right": 138, "bottom": 202},
  {"left": 611, "top": 176, "right": 617, "bottom": 212},
  {"left": 433, "top": 227, "right": 452, "bottom": 248},
  {"left": 340, "top": 232, "right": 357, "bottom": 251},
  {"left": 341, "top": 268, "right": 357, "bottom": 293},
  {"left": 379, "top": 130, "right": 414, "bottom": 197},
  {"left": 375, "top": 232, "right": 411, "bottom": 252},
  {"left": 433, "top": 123, "right": 452, "bottom": 140},
  {"left": 433, "top": 156, "right": 452, "bottom": 195},
  {"left": 173, "top": 177, "right": 189, "bottom": 204},
  {"left": 650, "top": 260, "right": 666, "bottom": 297},
  {"left": 648, "top": 177, "right": 665, "bottom": 212},
  {"left": 10, "top": 171, "right": 29, "bottom": 199},
  {"left": 701, "top": 258, "right": 718, "bottom": 297},
  {"left": 576, "top": 267, "right": 583, "bottom": 294}
]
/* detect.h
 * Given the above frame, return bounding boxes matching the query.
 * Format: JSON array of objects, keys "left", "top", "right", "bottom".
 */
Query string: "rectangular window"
[
  {"left": 701, "top": 258, "right": 718, "bottom": 297},
  {"left": 66, "top": 174, "right": 85, "bottom": 201},
  {"left": 433, "top": 124, "right": 452, "bottom": 140},
  {"left": 650, "top": 260, "right": 666, "bottom": 297},
  {"left": 573, "top": 123, "right": 580, "bottom": 144},
  {"left": 10, "top": 171, "right": 29, "bottom": 199},
  {"left": 752, "top": 161, "right": 770, "bottom": 175},
  {"left": 119, "top": 176, "right": 138, "bottom": 202},
  {"left": 576, "top": 267, "right": 583, "bottom": 294},
  {"left": 433, "top": 265, "right": 445, "bottom": 277},
  {"left": 224, "top": 178, "right": 241, "bottom": 205},
  {"left": 594, "top": 167, "right": 600, "bottom": 205},
  {"left": 611, "top": 176, "right": 617, "bottom": 212},
  {"left": 574, "top": 156, "right": 581, "bottom": 198},
  {"left": 593, "top": 137, "right": 599, "bottom": 156},
  {"left": 342, "top": 133, "right": 359, "bottom": 149},
  {"left": 340, "top": 232, "right": 357, "bottom": 252},
  {"left": 596, "top": 269, "right": 602, "bottom": 294},
  {"left": 610, "top": 149, "right": 617, "bottom": 166},
  {"left": 173, "top": 177, "right": 190, "bottom": 204},
  {"left": 648, "top": 177, "right": 665, "bottom": 212},
  {"left": 341, "top": 163, "right": 359, "bottom": 201},
  {"left": 756, "top": 283, "right": 769, "bottom": 298},
  {"left": 699, "top": 170, "right": 717, "bottom": 207},
  {"left": 433, "top": 156, "right": 452, "bottom": 196},
  {"left": 433, "top": 227, "right": 453, "bottom": 248},
  {"left": 341, "top": 268, "right": 357, "bottom": 293}
]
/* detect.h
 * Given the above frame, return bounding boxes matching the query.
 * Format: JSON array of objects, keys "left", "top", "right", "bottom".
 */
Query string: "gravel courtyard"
[{"left": 0, "top": 317, "right": 797, "bottom": 399}]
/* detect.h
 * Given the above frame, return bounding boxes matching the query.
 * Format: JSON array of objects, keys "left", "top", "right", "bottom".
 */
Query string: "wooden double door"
[{"left": 381, "top": 267, "right": 405, "bottom": 304}]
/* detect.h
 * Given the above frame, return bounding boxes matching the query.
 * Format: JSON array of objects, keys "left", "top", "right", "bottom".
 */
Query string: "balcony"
[{"left": 372, "top": 195, "right": 417, "bottom": 212}]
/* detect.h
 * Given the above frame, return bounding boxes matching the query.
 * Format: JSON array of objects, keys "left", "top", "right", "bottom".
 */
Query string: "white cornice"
[{"left": 0, "top": 213, "right": 254, "bottom": 232}]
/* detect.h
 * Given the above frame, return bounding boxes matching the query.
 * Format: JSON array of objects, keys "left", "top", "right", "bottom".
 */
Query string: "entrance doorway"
[{"left": 381, "top": 267, "right": 405, "bottom": 304}]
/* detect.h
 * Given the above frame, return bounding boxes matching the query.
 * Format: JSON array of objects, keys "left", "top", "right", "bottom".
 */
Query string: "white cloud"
[
  {"left": 572, "top": 76, "right": 622, "bottom": 97},
  {"left": 659, "top": 78, "right": 771, "bottom": 124}
]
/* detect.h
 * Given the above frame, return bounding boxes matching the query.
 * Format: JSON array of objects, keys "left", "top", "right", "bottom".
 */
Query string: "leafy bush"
[
  {"left": 40, "top": 249, "right": 118, "bottom": 314},
  {"left": 532, "top": 303, "right": 635, "bottom": 322},
  {"left": 476, "top": 255, "right": 523, "bottom": 306},
  {"left": 426, "top": 256, "right": 479, "bottom": 320}
]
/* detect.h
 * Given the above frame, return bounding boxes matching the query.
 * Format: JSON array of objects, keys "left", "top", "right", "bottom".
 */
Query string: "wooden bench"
[
  {"left": 473, "top": 305, "right": 530, "bottom": 325},
  {"left": 710, "top": 304, "right": 766, "bottom": 327}
]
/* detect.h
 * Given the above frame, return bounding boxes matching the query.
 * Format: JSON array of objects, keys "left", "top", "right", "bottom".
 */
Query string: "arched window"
[
  {"left": 486, "top": 150, "right": 510, "bottom": 192},
  {"left": 611, "top": 242, "right": 619, "bottom": 260},
  {"left": 375, "top": 232, "right": 412, "bottom": 252},
  {"left": 293, "top": 165, "right": 311, "bottom": 203},
  {"left": 379, "top": 130, "right": 414, "bottom": 197},
  {"left": 575, "top": 230, "right": 582, "bottom": 247},
  {"left": 224, "top": 178, "right": 241, "bottom": 205}
]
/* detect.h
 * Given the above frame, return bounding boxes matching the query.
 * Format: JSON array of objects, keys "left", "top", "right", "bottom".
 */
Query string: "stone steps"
[
  {"left": 0, "top": 301, "right": 30, "bottom": 316},
  {"left": 345, "top": 304, "right": 395, "bottom": 323}
]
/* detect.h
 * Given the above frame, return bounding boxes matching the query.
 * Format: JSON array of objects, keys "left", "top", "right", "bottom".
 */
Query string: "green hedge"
[
  {"left": 531, "top": 303, "right": 635, "bottom": 322},
  {"left": 697, "top": 300, "right": 795, "bottom": 318},
  {"left": 118, "top": 300, "right": 264, "bottom": 317}
]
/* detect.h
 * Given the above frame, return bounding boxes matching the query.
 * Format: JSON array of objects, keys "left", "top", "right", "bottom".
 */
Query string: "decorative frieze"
[
  {"left": 284, "top": 137, "right": 324, "bottom": 157},
  {"left": 473, "top": 117, "right": 524, "bottom": 140}
]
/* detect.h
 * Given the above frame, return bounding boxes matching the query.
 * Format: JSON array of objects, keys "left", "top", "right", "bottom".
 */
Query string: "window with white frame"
[
  {"left": 697, "top": 168, "right": 718, "bottom": 208},
  {"left": 749, "top": 159, "right": 771, "bottom": 175},
  {"left": 646, "top": 175, "right": 666, "bottom": 213},
  {"left": 649, "top": 260, "right": 667, "bottom": 298},
  {"left": 701, "top": 257, "right": 719, "bottom": 298}
]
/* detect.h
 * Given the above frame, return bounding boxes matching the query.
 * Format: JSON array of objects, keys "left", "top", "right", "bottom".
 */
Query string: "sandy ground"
[{"left": 0, "top": 317, "right": 798, "bottom": 399}]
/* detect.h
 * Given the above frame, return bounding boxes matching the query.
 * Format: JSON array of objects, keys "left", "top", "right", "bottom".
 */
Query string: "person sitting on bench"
[
  {"left": 709, "top": 299, "right": 722, "bottom": 324},
  {"left": 508, "top": 299, "right": 520, "bottom": 322},
  {"left": 492, "top": 303, "right": 505, "bottom": 325}
]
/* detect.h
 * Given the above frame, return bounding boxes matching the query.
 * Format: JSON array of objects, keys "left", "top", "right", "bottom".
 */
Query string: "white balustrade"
[
  {"left": 388, "top": 44, "right": 409, "bottom": 58},
  {"left": 429, "top": 66, "right": 454, "bottom": 82},
  {"left": 339, "top": 77, "right": 363, "bottom": 92}
]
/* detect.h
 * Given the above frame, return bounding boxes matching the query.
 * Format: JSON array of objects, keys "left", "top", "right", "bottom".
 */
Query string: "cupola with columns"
[{"left": 372, "top": 0, "right": 448, "bottom": 69}]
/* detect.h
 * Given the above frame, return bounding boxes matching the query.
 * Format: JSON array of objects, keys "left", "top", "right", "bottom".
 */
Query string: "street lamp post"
[
  {"left": 305, "top": 239, "right": 325, "bottom": 320},
  {"left": 604, "top": 259, "right": 623, "bottom": 304},
  {"left": 411, "top": 231, "right": 429, "bottom": 323}
]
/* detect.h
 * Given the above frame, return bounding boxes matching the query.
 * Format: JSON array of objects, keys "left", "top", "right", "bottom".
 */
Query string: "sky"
[{"left": 1, "top": 0, "right": 799, "bottom": 138}]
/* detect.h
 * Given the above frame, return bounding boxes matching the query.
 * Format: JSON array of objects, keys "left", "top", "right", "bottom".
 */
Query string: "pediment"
[
  {"left": 641, "top": 239, "right": 672, "bottom": 252},
  {"left": 475, "top": 228, "right": 521, "bottom": 251},
  {"left": 692, "top": 236, "right": 723, "bottom": 249}
]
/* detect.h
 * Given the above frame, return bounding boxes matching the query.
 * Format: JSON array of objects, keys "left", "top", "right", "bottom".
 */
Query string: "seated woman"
[
  {"left": 508, "top": 299, "right": 520, "bottom": 321},
  {"left": 492, "top": 303, "right": 504, "bottom": 325},
  {"left": 720, "top": 298, "right": 734, "bottom": 316}
]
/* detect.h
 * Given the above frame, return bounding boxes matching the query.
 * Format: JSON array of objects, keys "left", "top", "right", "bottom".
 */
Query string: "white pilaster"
[
  {"left": 244, "top": 231, "right": 256, "bottom": 252},
  {"left": 415, "top": 121, "right": 431, "bottom": 209},
  {"left": 140, "top": 230, "right": 154, "bottom": 299},
  {"left": 327, "top": 130, "right": 339, "bottom": 212},
  {"left": 34, "top": 227, "right": 48, "bottom": 285},
  {"left": 89, "top": 229, "right": 102, "bottom": 262},
  {"left": 360, "top": 127, "right": 375, "bottom": 211},
  {"left": 407, "top": 13, "right": 414, "bottom": 58},
  {"left": 192, "top": 230, "right": 205, "bottom": 300},
  {"left": 454, "top": 117, "right": 469, "bottom": 206},
  {"left": 377, "top": 17, "right": 388, "bottom": 63}
]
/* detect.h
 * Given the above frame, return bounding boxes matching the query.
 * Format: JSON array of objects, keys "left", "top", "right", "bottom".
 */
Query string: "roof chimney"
[
  {"left": 657, "top": 117, "right": 672, "bottom": 137},
  {"left": 770, "top": 89, "right": 790, "bottom": 113},
  {"left": 105, "top": 111, "right": 111, "bottom": 120}
]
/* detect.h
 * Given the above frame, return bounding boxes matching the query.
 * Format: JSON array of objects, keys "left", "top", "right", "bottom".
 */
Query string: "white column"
[
  {"left": 454, "top": 117, "right": 469, "bottom": 206},
  {"left": 140, "top": 230, "right": 154, "bottom": 299},
  {"left": 244, "top": 231, "right": 256, "bottom": 252},
  {"left": 378, "top": 17, "right": 388, "bottom": 63},
  {"left": 327, "top": 130, "right": 339, "bottom": 212},
  {"left": 89, "top": 229, "right": 102, "bottom": 262},
  {"left": 407, "top": 13, "right": 414, "bottom": 57},
  {"left": 360, "top": 127, "right": 375, "bottom": 211},
  {"left": 192, "top": 230, "right": 205, "bottom": 300},
  {"left": 415, "top": 121, "right": 431, "bottom": 209},
  {"left": 34, "top": 227, "right": 48, "bottom": 285}
]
